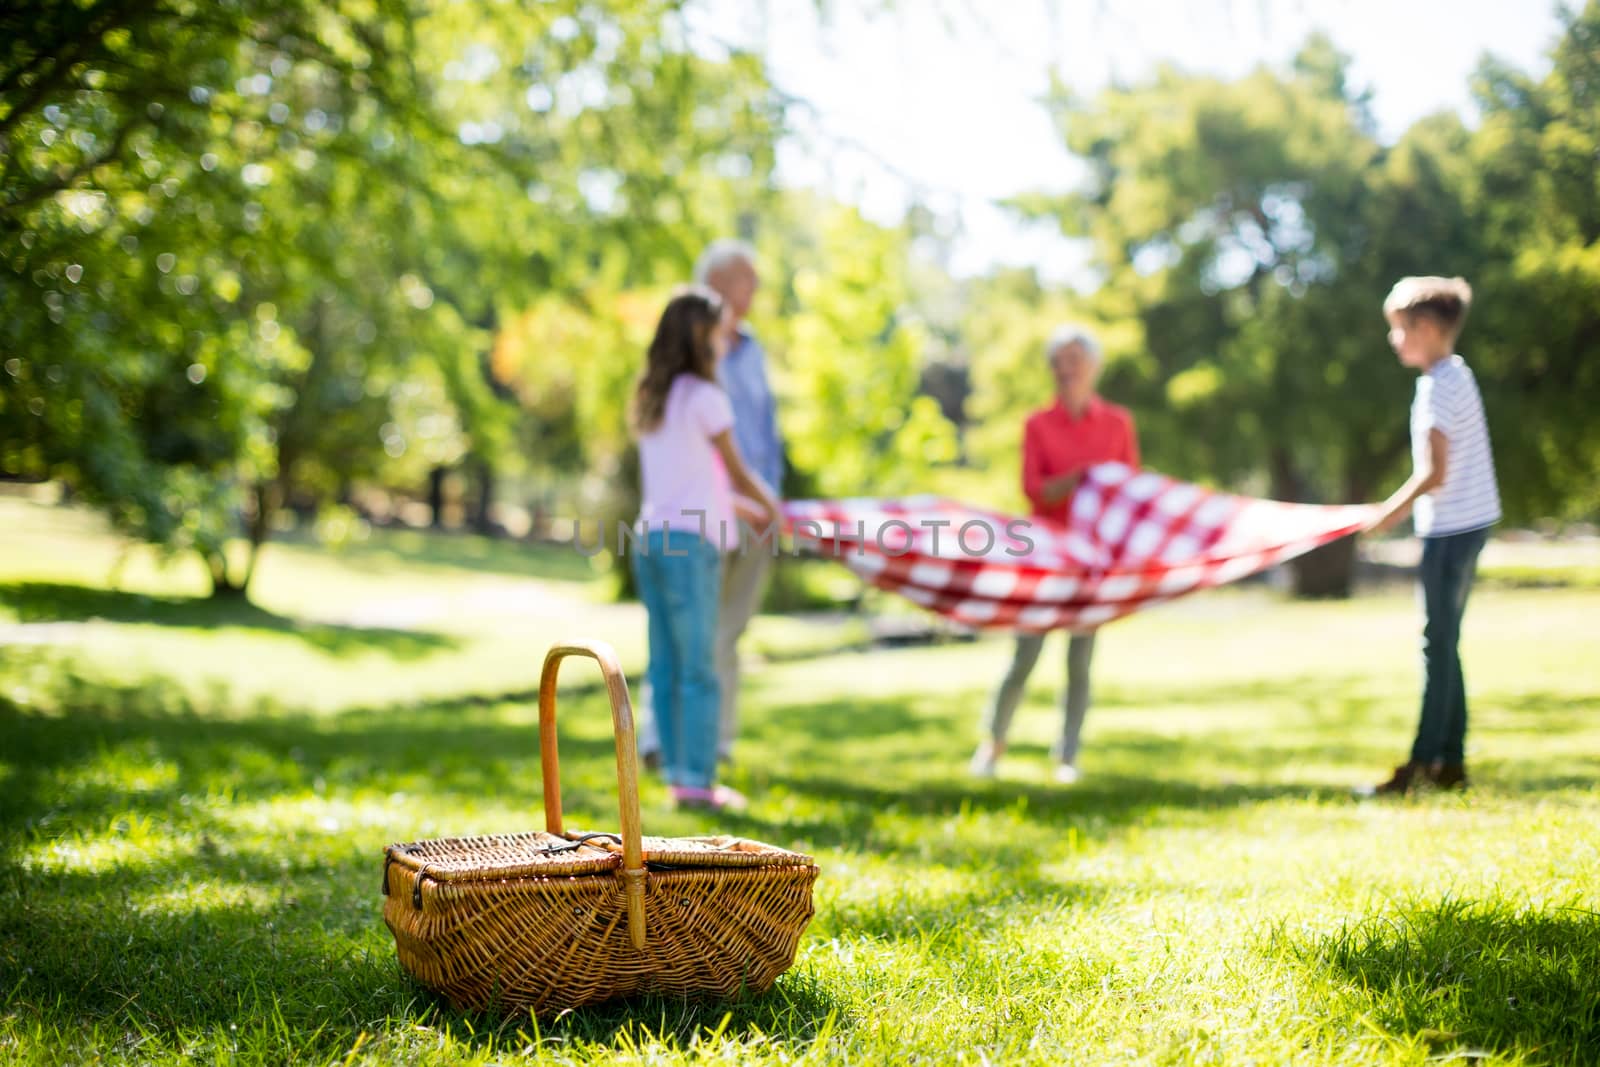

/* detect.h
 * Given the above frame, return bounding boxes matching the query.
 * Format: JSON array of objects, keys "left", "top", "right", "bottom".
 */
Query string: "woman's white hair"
[
  {"left": 694, "top": 239, "right": 757, "bottom": 283},
  {"left": 1045, "top": 324, "right": 1103, "bottom": 366}
]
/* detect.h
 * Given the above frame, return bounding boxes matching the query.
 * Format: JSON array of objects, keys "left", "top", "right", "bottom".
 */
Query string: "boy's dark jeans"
[{"left": 1410, "top": 525, "right": 1491, "bottom": 765}]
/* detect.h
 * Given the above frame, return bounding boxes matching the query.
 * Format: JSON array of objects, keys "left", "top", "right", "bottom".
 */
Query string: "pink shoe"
[{"left": 670, "top": 784, "right": 748, "bottom": 813}]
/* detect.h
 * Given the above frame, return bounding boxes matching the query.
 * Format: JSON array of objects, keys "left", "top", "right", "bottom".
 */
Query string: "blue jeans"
[
  {"left": 632, "top": 529, "right": 722, "bottom": 789},
  {"left": 1410, "top": 526, "right": 1490, "bottom": 765}
]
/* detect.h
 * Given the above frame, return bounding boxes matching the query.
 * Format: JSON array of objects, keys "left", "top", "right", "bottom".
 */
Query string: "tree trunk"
[
  {"left": 200, "top": 479, "right": 279, "bottom": 603},
  {"left": 238, "top": 481, "right": 274, "bottom": 596},
  {"left": 610, "top": 448, "right": 642, "bottom": 601},
  {"left": 1267, "top": 446, "right": 1305, "bottom": 505},
  {"left": 1270, "top": 445, "right": 1358, "bottom": 598},
  {"left": 204, "top": 550, "right": 250, "bottom": 600},
  {"left": 1289, "top": 537, "right": 1356, "bottom": 598},
  {"left": 469, "top": 454, "right": 495, "bottom": 535},
  {"left": 428, "top": 466, "right": 448, "bottom": 528}
]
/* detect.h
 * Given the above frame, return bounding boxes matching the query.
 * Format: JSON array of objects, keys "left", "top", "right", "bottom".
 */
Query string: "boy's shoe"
[
  {"left": 1428, "top": 762, "right": 1469, "bottom": 790},
  {"left": 670, "top": 784, "right": 748, "bottom": 814},
  {"left": 1359, "top": 762, "right": 1423, "bottom": 797},
  {"left": 1053, "top": 762, "right": 1081, "bottom": 786},
  {"left": 968, "top": 742, "right": 1000, "bottom": 779},
  {"left": 640, "top": 749, "right": 661, "bottom": 774}
]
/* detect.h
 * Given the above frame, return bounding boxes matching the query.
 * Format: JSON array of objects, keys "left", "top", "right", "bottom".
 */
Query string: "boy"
[{"left": 1365, "top": 276, "right": 1500, "bottom": 796}]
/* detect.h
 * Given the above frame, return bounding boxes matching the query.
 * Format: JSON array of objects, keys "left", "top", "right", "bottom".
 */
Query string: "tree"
[
  {"left": 1, "top": 0, "right": 790, "bottom": 598},
  {"left": 1019, "top": 36, "right": 1488, "bottom": 595},
  {"left": 1, "top": 0, "right": 477, "bottom": 593},
  {"left": 766, "top": 201, "right": 959, "bottom": 499},
  {"left": 1465, "top": 0, "right": 1600, "bottom": 523}
]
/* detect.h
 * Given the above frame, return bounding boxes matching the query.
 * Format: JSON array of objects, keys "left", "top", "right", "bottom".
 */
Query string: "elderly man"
[
  {"left": 640, "top": 239, "right": 783, "bottom": 768},
  {"left": 969, "top": 325, "right": 1139, "bottom": 784}
]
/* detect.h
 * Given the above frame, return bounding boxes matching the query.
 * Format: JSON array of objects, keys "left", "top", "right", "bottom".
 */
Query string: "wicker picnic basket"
[{"left": 381, "top": 640, "right": 819, "bottom": 1015}]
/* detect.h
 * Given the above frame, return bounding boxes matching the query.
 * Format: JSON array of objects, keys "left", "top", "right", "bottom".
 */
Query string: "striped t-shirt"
[{"left": 1410, "top": 354, "right": 1500, "bottom": 537}]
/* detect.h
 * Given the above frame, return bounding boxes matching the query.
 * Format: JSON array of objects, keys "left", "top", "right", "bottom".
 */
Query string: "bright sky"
[{"left": 694, "top": 0, "right": 1561, "bottom": 285}]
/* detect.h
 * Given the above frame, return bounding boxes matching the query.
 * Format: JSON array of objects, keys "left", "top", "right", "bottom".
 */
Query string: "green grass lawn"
[{"left": 2, "top": 497, "right": 1598, "bottom": 1065}]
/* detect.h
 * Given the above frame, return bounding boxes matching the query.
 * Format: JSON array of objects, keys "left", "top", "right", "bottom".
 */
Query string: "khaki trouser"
[
  {"left": 638, "top": 547, "right": 773, "bottom": 760},
  {"left": 980, "top": 631, "right": 1097, "bottom": 765}
]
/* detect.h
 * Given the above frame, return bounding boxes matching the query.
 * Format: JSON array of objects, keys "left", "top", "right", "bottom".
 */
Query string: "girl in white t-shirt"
[{"left": 630, "top": 286, "right": 778, "bottom": 811}]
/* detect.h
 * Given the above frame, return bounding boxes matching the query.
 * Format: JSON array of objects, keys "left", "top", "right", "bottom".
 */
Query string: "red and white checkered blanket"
[{"left": 782, "top": 463, "right": 1376, "bottom": 632}]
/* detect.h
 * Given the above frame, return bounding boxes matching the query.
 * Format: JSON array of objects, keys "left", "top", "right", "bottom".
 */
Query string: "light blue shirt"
[{"left": 718, "top": 328, "right": 783, "bottom": 492}]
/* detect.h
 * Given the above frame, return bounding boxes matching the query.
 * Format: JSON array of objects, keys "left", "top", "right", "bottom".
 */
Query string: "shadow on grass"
[
  {"left": 0, "top": 677, "right": 844, "bottom": 1053},
  {"left": 4, "top": 662, "right": 1596, "bottom": 1056},
  {"left": 510, "top": 968, "right": 851, "bottom": 1046},
  {"left": 0, "top": 580, "right": 458, "bottom": 660},
  {"left": 0, "top": 678, "right": 628, "bottom": 849},
  {"left": 728, "top": 769, "right": 1349, "bottom": 872},
  {"left": 1, "top": 826, "right": 848, "bottom": 1053},
  {"left": 0, "top": 665, "right": 1120, "bottom": 1052},
  {"left": 1482, "top": 690, "right": 1600, "bottom": 719},
  {"left": 1288, "top": 898, "right": 1600, "bottom": 1065}
]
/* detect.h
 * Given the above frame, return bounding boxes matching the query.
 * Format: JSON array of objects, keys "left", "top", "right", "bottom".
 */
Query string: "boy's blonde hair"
[{"left": 1383, "top": 276, "right": 1473, "bottom": 337}]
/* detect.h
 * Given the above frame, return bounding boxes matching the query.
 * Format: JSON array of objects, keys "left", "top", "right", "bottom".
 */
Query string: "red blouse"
[{"left": 1021, "top": 396, "right": 1140, "bottom": 523}]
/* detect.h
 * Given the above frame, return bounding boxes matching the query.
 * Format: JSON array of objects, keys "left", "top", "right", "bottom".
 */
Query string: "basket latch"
[{"left": 411, "top": 864, "right": 433, "bottom": 911}]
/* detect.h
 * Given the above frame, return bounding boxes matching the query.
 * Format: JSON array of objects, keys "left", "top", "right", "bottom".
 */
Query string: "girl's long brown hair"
[{"left": 631, "top": 285, "right": 723, "bottom": 435}]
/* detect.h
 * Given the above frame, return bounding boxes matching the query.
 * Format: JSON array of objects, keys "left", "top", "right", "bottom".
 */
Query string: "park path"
[
  {"left": 307, "top": 575, "right": 641, "bottom": 634},
  {"left": 0, "top": 621, "right": 88, "bottom": 646}
]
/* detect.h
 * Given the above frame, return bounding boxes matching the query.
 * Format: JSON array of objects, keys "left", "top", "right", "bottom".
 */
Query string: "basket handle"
[{"left": 539, "top": 640, "right": 648, "bottom": 950}]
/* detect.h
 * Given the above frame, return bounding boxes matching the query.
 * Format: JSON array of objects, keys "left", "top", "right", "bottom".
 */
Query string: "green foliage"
[
  {"left": 4, "top": 0, "right": 1596, "bottom": 612},
  {"left": 2, "top": 1, "right": 436, "bottom": 588},
  {"left": 1007, "top": 11, "right": 1599, "bottom": 572},
  {"left": 1026, "top": 38, "right": 1428, "bottom": 508},
  {"left": 1, "top": 0, "right": 790, "bottom": 596},
  {"left": 774, "top": 203, "right": 958, "bottom": 498},
  {"left": 1464, "top": 0, "right": 1600, "bottom": 522}
]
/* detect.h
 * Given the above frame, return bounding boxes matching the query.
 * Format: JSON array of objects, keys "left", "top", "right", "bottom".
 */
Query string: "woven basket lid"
[{"left": 384, "top": 830, "right": 814, "bottom": 884}]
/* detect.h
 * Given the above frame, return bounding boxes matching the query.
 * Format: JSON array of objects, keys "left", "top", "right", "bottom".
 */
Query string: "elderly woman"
[{"left": 969, "top": 325, "right": 1140, "bottom": 784}]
